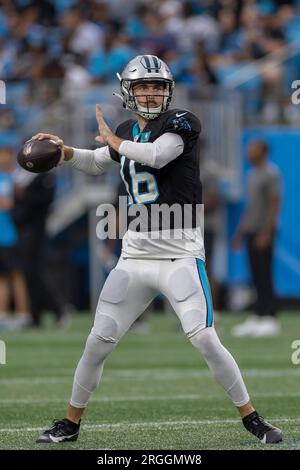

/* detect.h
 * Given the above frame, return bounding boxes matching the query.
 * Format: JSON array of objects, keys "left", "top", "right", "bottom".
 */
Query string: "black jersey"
[
  {"left": 108, "top": 109, "right": 204, "bottom": 258},
  {"left": 109, "top": 108, "right": 202, "bottom": 210}
]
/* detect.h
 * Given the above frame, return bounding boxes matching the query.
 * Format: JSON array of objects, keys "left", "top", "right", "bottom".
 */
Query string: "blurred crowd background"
[
  {"left": 0, "top": 0, "right": 300, "bottom": 331},
  {"left": 1, "top": 0, "right": 300, "bottom": 126}
]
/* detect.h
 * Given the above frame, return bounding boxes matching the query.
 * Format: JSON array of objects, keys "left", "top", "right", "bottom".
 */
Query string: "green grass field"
[{"left": 0, "top": 312, "right": 300, "bottom": 450}]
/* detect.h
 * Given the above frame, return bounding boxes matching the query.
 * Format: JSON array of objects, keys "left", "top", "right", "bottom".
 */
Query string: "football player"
[{"left": 33, "top": 55, "right": 282, "bottom": 445}]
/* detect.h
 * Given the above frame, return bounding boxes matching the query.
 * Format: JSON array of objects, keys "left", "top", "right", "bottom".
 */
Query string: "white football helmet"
[{"left": 115, "top": 55, "right": 175, "bottom": 120}]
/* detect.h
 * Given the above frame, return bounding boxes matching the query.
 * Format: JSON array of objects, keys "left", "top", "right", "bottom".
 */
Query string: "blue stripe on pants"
[{"left": 196, "top": 259, "right": 214, "bottom": 327}]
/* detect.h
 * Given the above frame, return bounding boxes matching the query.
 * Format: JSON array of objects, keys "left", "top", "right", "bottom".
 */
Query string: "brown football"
[{"left": 17, "top": 139, "right": 61, "bottom": 173}]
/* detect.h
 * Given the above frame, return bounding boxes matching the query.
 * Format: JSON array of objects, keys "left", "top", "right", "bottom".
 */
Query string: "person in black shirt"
[{"left": 13, "top": 172, "right": 66, "bottom": 327}]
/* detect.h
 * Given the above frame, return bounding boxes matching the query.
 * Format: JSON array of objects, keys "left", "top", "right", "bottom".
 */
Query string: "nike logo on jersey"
[{"left": 175, "top": 112, "right": 188, "bottom": 117}]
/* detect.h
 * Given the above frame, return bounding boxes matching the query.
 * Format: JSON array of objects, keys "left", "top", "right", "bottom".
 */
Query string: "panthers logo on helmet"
[{"left": 140, "top": 55, "right": 161, "bottom": 73}]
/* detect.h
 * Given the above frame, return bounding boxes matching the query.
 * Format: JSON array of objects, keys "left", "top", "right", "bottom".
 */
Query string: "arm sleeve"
[
  {"left": 118, "top": 132, "right": 184, "bottom": 169},
  {"left": 65, "top": 145, "right": 119, "bottom": 175}
]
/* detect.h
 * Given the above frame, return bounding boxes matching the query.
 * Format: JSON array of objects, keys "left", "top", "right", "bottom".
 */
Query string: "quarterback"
[{"left": 33, "top": 55, "right": 282, "bottom": 445}]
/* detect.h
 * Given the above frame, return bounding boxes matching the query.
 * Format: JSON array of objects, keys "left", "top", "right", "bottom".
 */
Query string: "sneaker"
[
  {"left": 0, "top": 317, "right": 17, "bottom": 332},
  {"left": 252, "top": 316, "right": 281, "bottom": 337},
  {"left": 231, "top": 315, "right": 259, "bottom": 337},
  {"left": 56, "top": 305, "right": 73, "bottom": 330},
  {"left": 242, "top": 411, "right": 283, "bottom": 443},
  {"left": 36, "top": 418, "right": 80, "bottom": 443},
  {"left": 13, "top": 315, "right": 32, "bottom": 330}
]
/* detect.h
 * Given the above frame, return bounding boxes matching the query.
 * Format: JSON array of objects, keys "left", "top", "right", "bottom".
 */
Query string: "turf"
[{"left": 0, "top": 311, "right": 300, "bottom": 450}]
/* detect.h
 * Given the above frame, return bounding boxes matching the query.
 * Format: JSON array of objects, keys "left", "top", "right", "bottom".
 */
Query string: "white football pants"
[{"left": 70, "top": 257, "right": 249, "bottom": 408}]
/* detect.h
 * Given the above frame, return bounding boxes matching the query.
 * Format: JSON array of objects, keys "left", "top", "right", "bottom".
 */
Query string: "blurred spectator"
[
  {"left": 177, "top": 1, "right": 220, "bottom": 53},
  {"left": 90, "top": 0, "right": 111, "bottom": 28},
  {"left": 12, "top": 169, "right": 69, "bottom": 328},
  {"left": 0, "top": 146, "right": 31, "bottom": 330},
  {"left": 188, "top": 43, "right": 219, "bottom": 86},
  {"left": 88, "top": 23, "right": 135, "bottom": 83},
  {"left": 232, "top": 139, "right": 282, "bottom": 337},
  {"left": 0, "top": 108, "right": 19, "bottom": 147},
  {"left": 128, "top": 5, "right": 178, "bottom": 56},
  {"left": 217, "top": 7, "right": 244, "bottom": 57},
  {"left": 60, "top": 5, "right": 104, "bottom": 56}
]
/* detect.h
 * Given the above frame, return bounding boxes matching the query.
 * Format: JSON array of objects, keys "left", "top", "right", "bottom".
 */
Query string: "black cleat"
[
  {"left": 36, "top": 418, "right": 80, "bottom": 443},
  {"left": 243, "top": 411, "right": 283, "bottom": 444}
]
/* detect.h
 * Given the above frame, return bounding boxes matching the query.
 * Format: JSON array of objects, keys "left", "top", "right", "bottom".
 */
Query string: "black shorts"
[{"left": 0, "top": 245, "right": 22, "bottom": 275}]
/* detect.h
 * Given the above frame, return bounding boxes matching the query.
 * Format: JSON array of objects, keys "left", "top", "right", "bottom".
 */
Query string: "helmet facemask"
[{"left": 121, "top": 79, "right": 174, "bottom": 120}]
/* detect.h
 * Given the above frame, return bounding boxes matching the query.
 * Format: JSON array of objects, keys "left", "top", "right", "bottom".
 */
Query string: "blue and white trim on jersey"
[{"left": 195, "top": 258, "right": 214, "bottom": 327}]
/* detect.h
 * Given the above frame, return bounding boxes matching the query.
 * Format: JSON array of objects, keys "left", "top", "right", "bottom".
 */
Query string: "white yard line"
[
  {"left": 0, "top": 417, "right": 298, "bottom": 434},
  {"left": 1, "top": 390, "right": 300, "bottom": 405},
  {"left": 1, "top": 368, "right": 300, "bottom": 385}
]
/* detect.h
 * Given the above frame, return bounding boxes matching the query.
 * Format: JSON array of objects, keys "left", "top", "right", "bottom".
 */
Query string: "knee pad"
[
  {"left": 93, "top": 269, "right": 130, "bottom": 343},
  {"left": 181, "top": 309, "right": 205, "bottom": 338},
  {"left": 168, "top": 267, "right": 198, "bottom": 302},
  {"left": 91, "top": 314, "right": 119, "bottom": 344},
  {"left": 99, "top": 269, "right": 130, "bottom": 304}
]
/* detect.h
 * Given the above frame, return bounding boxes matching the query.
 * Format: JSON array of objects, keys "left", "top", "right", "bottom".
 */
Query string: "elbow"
[
  {"left": 151, "top": 149, "right": 168, "bottom": 169},
  {"left": 151, "top": 141, "right": 184, "bottom": 169},
  {"left": 71, "top": 166, "right": 101, "bottom": 176},
  {"left": 85, "top": 159, "right": 104, "bottom": 175},
  {"left": 151, "top": 159, "right": 165, "bottom": 170},
  {"left": 88, "top": 168, "right": 103, "bottom": 176}
]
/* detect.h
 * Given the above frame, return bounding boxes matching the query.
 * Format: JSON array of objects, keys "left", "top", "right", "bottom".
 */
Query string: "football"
[{"left": 17, "top": 138, "right": 62, "bottom": 173}]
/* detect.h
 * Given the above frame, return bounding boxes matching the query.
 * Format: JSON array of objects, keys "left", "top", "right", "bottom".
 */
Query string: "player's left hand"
[
  {"left": 95, "top": 104, "right": 112, "bottom": 145},
  {"left": 254, "top": 233, "right": 271, "bottom": 250}
]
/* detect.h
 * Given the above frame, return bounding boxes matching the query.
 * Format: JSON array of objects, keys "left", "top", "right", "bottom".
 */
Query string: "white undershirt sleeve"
[
  {"left": 65, "top": 133, "right": 184, "bottom": 174},
  {"left": 65, "top": 146, "right": 119, "bottom": 175},
  {"left": 118, "top": 133, "right": 184, "bottom": 169}
]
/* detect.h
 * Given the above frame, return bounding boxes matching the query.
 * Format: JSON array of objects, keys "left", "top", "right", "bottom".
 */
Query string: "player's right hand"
[{"left": 30, "top": 133, "right": 65, "bottom": 165}]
